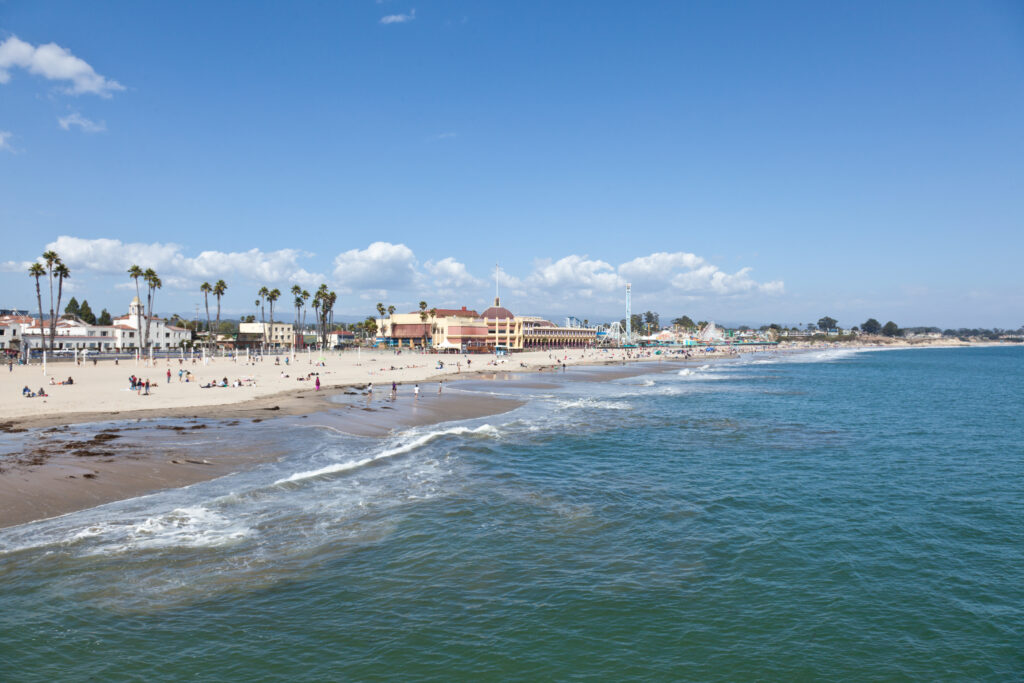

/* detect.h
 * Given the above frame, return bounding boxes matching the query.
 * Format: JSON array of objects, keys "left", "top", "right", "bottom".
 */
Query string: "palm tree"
[
  {"left": 327, "top": 291, "right": 337, "bottom": 344},
  {"left": 291, "top": 285, "right": 303, "bottom": 349},
  {"left": 53, "top": 261, "right": 70, "bottom": 350},
  {"left": 128, "top": 265, "right": 144, "bottom": 351},
  {"left": 311, "top": 291, "right": 322, "bottom": 350},
  {"left": 200, "top": 282, "right": 213, "bottom": 349},
  {"left": 257, "top": 286, "right": 269, "bottom": 351},
  {"left": 28, "top": 263, "right": 45, "bottom": 353},
  {"left": 143, "top": 268, "right": 160, "bottom": 350},
  {"left": 418, "top": 301, "right": 428, "bottom": 349},
  {"left": 267, "top": 288, "right": 281, "bottom": 349},
  {"left": 41, "top": 250, "right": 59, "bottom": 350},
  {"left": 376, "top": 302, "right": 386, "bottom": 337},
  {"left": 429, "top": 307, "right": 438, "bottom": 348},
  {"left": 213, "top": 279, "right": 227, "bottom": 347},
  {"left": 300, "top": 289, "right": 310, "bottom": 340}
]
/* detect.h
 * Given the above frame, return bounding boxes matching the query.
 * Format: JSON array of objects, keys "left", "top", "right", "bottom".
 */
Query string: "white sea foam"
[
  {"left": 275, "top": 423, "right": 499, "bottom": 485},
  {"left": 67, "top": 505, "right": 253, "bottom": 556},
  {"left": 553, "top": 398, "right": 632, "bottom": 411},
  {"left": 766, "top": 348, "right": 869, "bottom": 364}
]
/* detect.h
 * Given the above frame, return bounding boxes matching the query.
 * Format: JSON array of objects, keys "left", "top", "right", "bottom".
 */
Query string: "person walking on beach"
[
  {"left": 438, "top": 381, "right": 443, "bottom": 395},
  {"left": 166, "top": 368, "right": 171, "bottom": 384},
  {"left": 391, "top": 381, "right": 397, "bottom": 399},
  {"left": 414, "top": 384, "right": 420, "bottom": 399},
  {"left": 315, "top": 376, "right": 321, "bottom": 391}
]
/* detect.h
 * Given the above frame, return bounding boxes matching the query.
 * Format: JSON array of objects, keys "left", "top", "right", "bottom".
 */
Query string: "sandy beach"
[{"left": 0, "top": 346, "right": 722, "bottom": 429}]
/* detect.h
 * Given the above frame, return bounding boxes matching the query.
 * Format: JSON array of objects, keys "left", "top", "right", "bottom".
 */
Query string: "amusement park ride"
[{"left": 602, "top": 283, "right": 637, "bottom": 345}]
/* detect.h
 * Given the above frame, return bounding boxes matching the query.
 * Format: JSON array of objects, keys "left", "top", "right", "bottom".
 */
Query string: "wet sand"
[{"left": 0, "top": 386, "right": 525, "bottom": 529}]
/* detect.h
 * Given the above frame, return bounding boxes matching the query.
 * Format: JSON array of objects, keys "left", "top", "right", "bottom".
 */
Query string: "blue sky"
[{"left": 2, "top": 1, "right": 1022, "bottom": 328}]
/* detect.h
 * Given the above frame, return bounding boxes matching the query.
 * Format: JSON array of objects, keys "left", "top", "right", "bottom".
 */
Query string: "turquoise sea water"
[{"left": 1, "top": 347, "right": 1022, "bottom": 680}]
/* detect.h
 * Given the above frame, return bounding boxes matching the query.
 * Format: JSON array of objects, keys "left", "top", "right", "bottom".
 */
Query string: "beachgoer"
[
  {"left": 38, "top": 387, "right": 47, "bottom": 397},
  {"left": 22, "top": 385, "right": 30, "bottom": 396},
  {"left": 167, "top": 369, "right": 171, "bottom": 384},
  {"left": 438, "top": 381, "right": 442, "bottom": 394},
  {"left": 414, "top": 384, "right": 419, "bottom": 399},
  {"left": 144, "top": 379, "right": 150, "bottom": 395},
  {"left": 315, "top": 376, "right": 321, "bottom": 391}
]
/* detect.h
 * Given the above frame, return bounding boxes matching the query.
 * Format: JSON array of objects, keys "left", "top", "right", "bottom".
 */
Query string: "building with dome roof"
[{"left": 376, "top": 297, "right": 597, "bottom": 352}]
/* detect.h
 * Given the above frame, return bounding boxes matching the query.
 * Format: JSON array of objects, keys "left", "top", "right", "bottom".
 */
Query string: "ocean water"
[{"left": 1, "top": 347, "right": 1022, "bottom": 680}]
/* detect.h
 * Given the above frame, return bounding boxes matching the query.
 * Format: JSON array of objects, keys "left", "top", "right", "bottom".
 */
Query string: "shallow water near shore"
[{"left": 1, "top": 347, "right": 1022, "bottom": 680}]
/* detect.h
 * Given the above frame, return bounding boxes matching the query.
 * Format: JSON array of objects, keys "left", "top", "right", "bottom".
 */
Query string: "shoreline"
[
  {"left": 1, "top": 343, "right": 1017, "bottom": 530},
  {"left": 0, "top": 359, "right": 678, "bottom": 530},
  {"left": 0, "top": 347, "right": 709, "bottom": 431}
]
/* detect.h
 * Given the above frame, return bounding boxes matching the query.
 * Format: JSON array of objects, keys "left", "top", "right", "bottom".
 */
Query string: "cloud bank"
[{"left": 24, "top": 236, "right": 782, "bottom": 317}]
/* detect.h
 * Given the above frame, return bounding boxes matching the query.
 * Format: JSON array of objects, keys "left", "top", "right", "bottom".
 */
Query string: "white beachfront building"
[
  {"left": 12, "top": 297, "right": 190, "bottom": 352},
  {"left": 111, "top": 296, "right": 190, "bottom": 350}
]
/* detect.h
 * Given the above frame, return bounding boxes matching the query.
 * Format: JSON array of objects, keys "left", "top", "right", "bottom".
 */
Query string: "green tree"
[
  {"left": 817, "top": 316, "right": 838, "bottom": 331},
  {"left": 28, "top": 262, "right": 46, "bottom": 348},
  {"left": 672, "top": 315, "right": 696, "bottom": 330},
  {"left": 257, "top": 286, "right": 269, "bottom": 350},
  {"left": 128, "top": 265, "right": 144, "bottom": 350},
  {"left": 376, "top": 302, "right": 386, "bottom": 337},
  {"left": 97, "top": 308, "right": 112, "bottom": 326},
  {"left": 42, "top": 250, "right": 60, "bottom": 350},
  {"left": 861, "top": 318, "right": 882, "bottom": 335},
  {"left": 882, "top": 321, "right": 901, "bottom": 337},
  {"left": 79, "top": 299, "right": 96, "bottom": 324},
  {"left": 53, "top": 260, "right": 70, "bottom": 348},
  {"left": 213, "top": 280, "right": 227, "bottom": 346},
  {"left": 419, "top": 301, "right": 429, "bottom": 348},
  {"left": 143, "top": 268, "right": 160, "bottom": 350},
  {"left": 300, "top": 289, "right": 311, "bottom": 337},
  {"left": 268, "top": 288, "right": 281, "bottom": 348},
  {"left": 292, "top": 285, "right": 304, "bottom": 347},
  {"left": 200, "top": 282, "right": 213, "bottom": 349},
  {"left": 64, "top": 296, "right": 80, "bottom": 318}
]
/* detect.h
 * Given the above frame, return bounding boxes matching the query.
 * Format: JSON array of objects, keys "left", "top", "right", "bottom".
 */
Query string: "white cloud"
[
  {"left": 332, "top": 242, "right": 417, "bottom": 293},
  {"left": 619, "top": 252, "right": 704, "bottom": 289},
  {"left": 433, "top": 132, "right": 457, "bottom": 140},
  {"left": 58, "top": 112, "right": 106, "bottom": 133},
  {"left": 380, "top": 9, "right": 416, "bottom": 24},
  {"left": 424, "top": 257, "right": 483, "bottom": 291},
  {"left": 528, "top": 255, "right": 621, "bottom": 294},
  {"left": 22, "top": 236, "right": 782, "bottom": 317},
  {"left": 1, "top": 259, "right": 34, "bottom": 273},
  {"left": 42, "top": 236, "right": 324, "bottom": 288},
  {"left": 0, "top": 36, "right": 124, "bottom": 96},
  {"left": 0, "top": 130, "right": 12, "bottom": 152}
]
